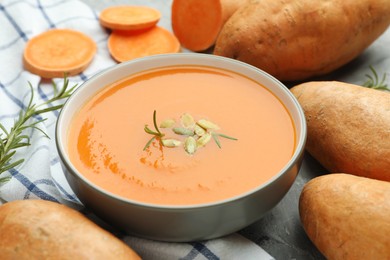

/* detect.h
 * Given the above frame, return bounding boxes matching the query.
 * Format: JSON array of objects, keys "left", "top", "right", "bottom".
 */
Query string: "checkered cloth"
[{"left": 0, "top": 0, "right": 274, "bottom": 259}]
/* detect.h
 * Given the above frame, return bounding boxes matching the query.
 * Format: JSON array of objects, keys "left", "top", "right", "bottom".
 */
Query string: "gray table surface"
[{"left": 81, "top": 1, "right": 390, "bottom": 259}]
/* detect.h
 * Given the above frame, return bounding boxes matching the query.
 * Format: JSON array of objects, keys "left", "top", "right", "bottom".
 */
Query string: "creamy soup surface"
[{"left": 68, "top": 65, "right": 296, "bottom": 205}]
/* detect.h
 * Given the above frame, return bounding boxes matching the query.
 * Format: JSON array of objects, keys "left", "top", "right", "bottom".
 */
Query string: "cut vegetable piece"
[
  {"left": 99, "top": 5, "right": 161, "bottom": 31},
  {"left": 171, "top": 0, "right": 248, "bottom": 51},
  {"left": 23, "top": 29, "right": 96, "bottom": 78},
  {"left": 108, "top": 26, "right": 180, "bottom": 62}
]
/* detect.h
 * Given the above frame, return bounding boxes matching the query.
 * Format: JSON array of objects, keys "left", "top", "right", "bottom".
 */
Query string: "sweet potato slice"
[
  {"left": 108, "top": 26, "right": 180, "bottom": 62},
  {"left": 99, "top": 5, "right": 161, "bottom": 31},
  {"left": 23, "top": 29, "right": 96, "bottom": 78}
]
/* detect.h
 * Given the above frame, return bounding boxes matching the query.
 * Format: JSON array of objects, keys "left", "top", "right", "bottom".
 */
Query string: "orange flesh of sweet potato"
[
  {"left": 99, "top": 5, "right": 161, "bottom": 31},
  {"left": 107, "top": 26, "right": 180, "bottom": 62},
  {"left": 23, "top": 29, "right": 96, "bottom": 78},
  {"left": 171, "top": 0, "right": 248, "bottom": 51}
]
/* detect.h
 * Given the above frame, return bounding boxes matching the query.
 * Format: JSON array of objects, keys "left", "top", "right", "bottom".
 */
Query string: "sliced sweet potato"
[
  {"left": 108, "top": 26, "right": 180, "bottom": 62},
  {"left": 99, "top": 5, "right": 161, "bottom": 31},
  {"left": 171, "top": 0, "right": 248, "bottom": 51},
  {"left": 23, "top": 29, "right": 96, "bottom": 78}
]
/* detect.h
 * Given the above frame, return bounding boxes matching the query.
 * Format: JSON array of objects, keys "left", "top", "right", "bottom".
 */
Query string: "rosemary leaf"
[
  {"left": 363, "top": 66, "right": 389, "bottom": 91},
  {"left": 212, "top": 133, "right": 222, "bottom": 149},
  {"left": 144, "top": 125, "right": 160, "bottom": 136},
  {"left": 0, "top": 124, "right": 9, "bottom": 135},
  {"left": 0, "top": 176, "right": 11, "bottom": 184},
  {"left": 1, "top": 159, "right": 24, "bottom": 172},
  {"left": 11, "top": 142, "right": 31, "bottom": 149},
  {"left": 217, "top": 133, "right": 238, "bottom": 141},
  {"left": 1, "top": 151, "right": 17, "bottom": 164},
  {"left": 143, "top": 136, "right": 156, "bottom": 151},
  {"left": 35, "top": 104, "right": 64, "bottom": 115},
  {"left": 152, "top": 110, "right": 162, "bottom": 136},
  {"left": 31, "top": 126, "right": 50, "bottom": 138}
]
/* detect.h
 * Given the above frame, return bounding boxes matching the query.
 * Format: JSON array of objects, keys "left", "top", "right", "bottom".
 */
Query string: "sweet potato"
[
  {"left": 0, "top": 200, "right": 140, "bottom": 259},
  {"left": 213, "top": 0, "right": 390, "bottom": 81},
  {"left": 290, "top": 81, "right": 390, "bottom": 181},
  {"left": 299, "top": 173, "right": 390, "bottom": 259},
  {"left": 171, "top": 0, "right": 248, "bottom": 51}
]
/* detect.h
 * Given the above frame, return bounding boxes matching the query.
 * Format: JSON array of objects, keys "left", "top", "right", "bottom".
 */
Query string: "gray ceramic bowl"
[{"left": 56, "top": 53, "right": 306, "bottom": 242}]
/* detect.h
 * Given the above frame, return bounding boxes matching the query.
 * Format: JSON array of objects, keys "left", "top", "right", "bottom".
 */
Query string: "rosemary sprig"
[
  {"left": 212, "top": 132, "right": 238, "bottom": 149},
  {"left": 0, "top": 76, "right": 77, "bottom": 181},
  {"left": 363, "top": 66, "right": 389, "bottom": 91},
  {"left": 143, "top": 110, "right": 165, "bottom": 150}
]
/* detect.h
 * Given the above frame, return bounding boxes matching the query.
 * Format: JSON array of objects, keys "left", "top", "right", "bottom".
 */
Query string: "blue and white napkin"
[{"left": 0, "top": 0, "right": 274, "bottom": 259}]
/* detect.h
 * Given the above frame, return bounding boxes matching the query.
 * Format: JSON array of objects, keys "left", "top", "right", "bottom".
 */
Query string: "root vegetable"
[
  {"left": 214, "top": 0, "right": 390, "bottom": 81},
  {"left": 0, "top": 200, "right": 140, "bottom": 259},
  {"left": 299, "top": 173, "right": 390, "bottom": 259},
  {"left": 290, "top": 81, "right": 390, "bottom": 181}
]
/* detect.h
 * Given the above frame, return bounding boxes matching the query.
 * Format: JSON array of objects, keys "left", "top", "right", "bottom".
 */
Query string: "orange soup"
[{"left": 68, "top": 66, "right": 296, "bottom": 205}]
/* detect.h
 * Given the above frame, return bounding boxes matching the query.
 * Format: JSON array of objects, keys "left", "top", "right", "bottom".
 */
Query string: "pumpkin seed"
[
  {"left": 197, "top": 133, "right": 212, "bottom": 147},
  {"left": 184, "top": 136, "right": 197, "bottom": 155},
  {"left": 194, "top": 124, "right": 206, "bottom": 136},
  {"left": 173, "top": 127, "right": 195, "bottom": 136},
  {"left": 180, "top": 113, "right": 195, "bottom": 128},
  {"left": 160, "top": 119, "right": 176, "bottom": 128},
  {"left": 161, "top": 139, "right": 181, "bottom": 148},
  {"left": 197, "top": 119, "right": 220, "bottom": 130}
]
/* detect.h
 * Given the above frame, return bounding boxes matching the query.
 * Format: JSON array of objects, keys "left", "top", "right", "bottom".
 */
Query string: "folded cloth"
[{"left": 0, "top": 0, "right": 274, "bottom": 259}]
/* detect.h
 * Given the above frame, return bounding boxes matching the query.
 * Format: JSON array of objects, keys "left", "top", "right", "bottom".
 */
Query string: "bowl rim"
[{"left": 56, "top": 53, "right": 307, "bottom": 210}]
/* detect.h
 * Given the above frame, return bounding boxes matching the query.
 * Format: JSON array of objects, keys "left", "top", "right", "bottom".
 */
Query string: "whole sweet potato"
[
  {"left": 0, "top": 200, "right": 140, "bottom": 260},
  {"left": 290, "top": 81, "right": 390, "bottom": 181},
  {"left": 214, "top": 0, "right": 390, "bottom": 81},
  {"left": 299, "top": 173, "right": 390, "bottom": 259}
]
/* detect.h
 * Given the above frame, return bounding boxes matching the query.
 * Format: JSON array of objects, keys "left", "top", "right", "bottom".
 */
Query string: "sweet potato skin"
[
  {"left": 0, "top": 200, "right": 140, "bottom": 260},
  {"left": 214, "top": 0, "right": 390, "bottom": 81},
  {"left": 290, "top": 81, "right": 390, "bottom": 181},
  {"left": 299, "top": 174, "right": 390, "bottom": 260}
]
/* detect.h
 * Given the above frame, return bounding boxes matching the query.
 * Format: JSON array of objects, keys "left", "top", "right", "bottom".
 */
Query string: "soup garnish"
[{"left": 143, "top": 110, "right": 237, "bottom": 154}]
